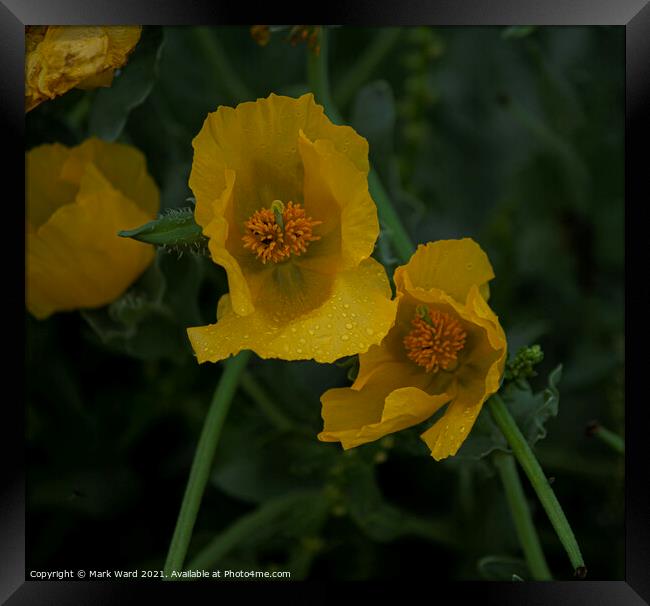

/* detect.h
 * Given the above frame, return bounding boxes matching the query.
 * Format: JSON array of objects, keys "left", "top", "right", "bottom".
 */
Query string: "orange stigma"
[
  {"left": 403, "top": 306, "right": 467, "bottom": 373},
  {"left": 242, "top": 201, "right": 321, "bottom": 264}
]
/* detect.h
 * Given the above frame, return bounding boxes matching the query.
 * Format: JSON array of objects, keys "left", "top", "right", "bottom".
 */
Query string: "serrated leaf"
[
  {"left": 454, "top": 365, "right": 562, "bottom": 461},
  {"left": 505, "top": 364, "right": 562, "bottom": 446},
  {"left": 88, "top": 27, "right": 165, "bottom": 141}
]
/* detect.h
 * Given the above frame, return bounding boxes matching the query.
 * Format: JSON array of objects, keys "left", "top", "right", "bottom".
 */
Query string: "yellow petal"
[
  {"left": 298, "top": 131, "right": 378, "bottom": 269},
  {"left": 319, "top": 384, "right": 450, "bottom": 449},
  {"left": 202, "top": 170, "right": 255, "bottom": 316},
  {"left": 26, "top": 163, "right": 155, "bottom": 319},
  {"left": 62, "top": 137, "right": 159, "bottom": 217},
  {"left": 33, "top": 27, "right": 108, "bottom": 97},
  {"left": 26, "top": 143, "right": 79, "bottom": 229},
  {"left": 419, "top": 286, "right": 507, "bottom": 461},
  {"left": 25, "top": 26, "right": 140, "bottom": 111},
  {"left": 186, "top": 257, "right": 397, "bottom": 364},
  {"left": 394, "top": 238, "right": 495, "bottom": 303},
  {"left": 103, "top": 26, "right": 142, "bottom": 67},
  {"left": 190, "top": 93, "right": 368, "bottom": 229},
  {"left": 420, "top": 396, "right": 483, "bottom": 461}
]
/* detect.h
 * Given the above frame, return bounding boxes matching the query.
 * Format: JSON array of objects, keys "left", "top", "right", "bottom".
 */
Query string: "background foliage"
[{"left": 26, "top": 26, "right": 624, "bottom": 580}]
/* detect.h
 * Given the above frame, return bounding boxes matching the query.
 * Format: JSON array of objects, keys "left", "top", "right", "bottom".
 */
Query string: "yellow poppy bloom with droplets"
[
  {"left": 25, "top": 25, "right": 142, "bottom": 112},
  {"left": 318, "top": 238, "right": 507, "bottom": 460},
  {"left": 26, "top": 138, "right": 159, "bottom": 319},
  {"left": 186, "top": 93, "right": 397, "bottom": 364}
]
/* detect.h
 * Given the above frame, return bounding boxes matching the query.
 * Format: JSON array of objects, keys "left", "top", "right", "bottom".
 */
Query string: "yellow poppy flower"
[
  {"left": 318, "top": 238, "right": 508, "bottom": 460},
  {"left": 25, "top": 25, "right": 142, "bottom": 112},
  {"left": 186, "top": 93, "right": 397, "bottom": 364},
  {"left": 26, "top": 138, "right": 160, "bottom": 319}
]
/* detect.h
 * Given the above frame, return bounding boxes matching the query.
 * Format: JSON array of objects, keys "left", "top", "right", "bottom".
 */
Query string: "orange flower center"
[
  {"left": 403, "top": 306, "right": 467, "bottom": 373},
  {"left": 242, "top": 201, "right": 321, "bottom": 264}
]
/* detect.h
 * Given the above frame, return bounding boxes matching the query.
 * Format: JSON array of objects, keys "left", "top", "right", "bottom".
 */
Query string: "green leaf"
[
  {"left": 478, "top": 555, "right": 530, "bottom": 580},
  {"left": 212, "top": 412, "right": 339, "bottom": 503},
  {"left": 88, "top": 26, "right": 164, "bottom": 141},
  {"left": 81, "top": 249, "right": 204, "bottom": 361},
  {"left": 338, "top": 459, "right": 457, "bottom": 548},
  {"left": 350, "top": 80, "right": 395, "bottom": 174},
  {"left": 454, "top": 365, "right": 562, "bottom": 461}
]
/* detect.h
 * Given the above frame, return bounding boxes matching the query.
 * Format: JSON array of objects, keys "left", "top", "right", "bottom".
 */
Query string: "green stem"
[
  {"left": 368, "top": 169, "right": 415, "bottom": 264},
  {"left": 308, "top": 28, "right": 414, "bottom": 265},
  {"left": 334, "top": 28, "right": 404, "bottom": 109},
  {"left": 488, "top": 395, "right": 586, "bottom": 577},
  {"left": 193, "top": 27, "right": 253, "bottom": 103},
  {"left": 307, "top": 28, "right": 343, "bottom": 125},
  {"left": 493, "top": 451, "right": 552, "bottom": 580},
  {"left": 164, "top": 350, "right": 251, "bottom": 576},
  {"left": 592, "top": 425, "right": 625, "bottom": 455}
]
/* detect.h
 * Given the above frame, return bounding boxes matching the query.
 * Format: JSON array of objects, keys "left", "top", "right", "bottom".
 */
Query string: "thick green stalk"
[
  {"left": 489, "top": 395, "right": 586, "bottom": 576},
  {"left": 493, "top": 452, "right": 552, "bottom": 580},
  {"left": 164, "top": 351, "right": 251, "bottom": 575}
]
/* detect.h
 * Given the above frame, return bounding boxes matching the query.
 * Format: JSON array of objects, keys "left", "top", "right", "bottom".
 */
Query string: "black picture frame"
[{"left": 4, "top": 1, "right": 647, "bottom": 602}]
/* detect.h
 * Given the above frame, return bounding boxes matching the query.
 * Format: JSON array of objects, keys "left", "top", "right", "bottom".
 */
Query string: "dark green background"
[{"left": 26, "top": 26, "right": 624, "bottom": 580}]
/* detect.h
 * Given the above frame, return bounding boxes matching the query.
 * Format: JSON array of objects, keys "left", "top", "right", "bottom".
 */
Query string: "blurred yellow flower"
[
  {"left": 26, "top": 138, "right": 160, "bottom": 319},
  {"left": 318, "top": 239, "right": 507, "bottom": 460},
  {"left": 25, "top": 25, "right": 142, "bottom": 112},
  {"left": 186, "top": 93, "right": 397, "bottom": 364}
]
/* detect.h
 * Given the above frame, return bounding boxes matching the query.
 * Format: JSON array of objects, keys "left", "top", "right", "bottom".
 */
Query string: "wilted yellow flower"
[
  {"left": 26, "top": 138, "right": 160, "bottom": 319},
  {"left": 25, "top": 25, "right": 142, "bottom": 112},
  {"left": 318, "top": 239, "right": 507, "bottom": 460},
  {"left": 186, "top": 93, "right": 397, "bottom": 363}
]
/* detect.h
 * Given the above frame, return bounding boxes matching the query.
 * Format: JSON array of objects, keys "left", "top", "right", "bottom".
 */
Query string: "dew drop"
[
  {"left": 341, "top": 335, "right": 349, "bottom": 341},
  {"left": 345, "top": 323, "right": 353, "bottom": 329}
]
